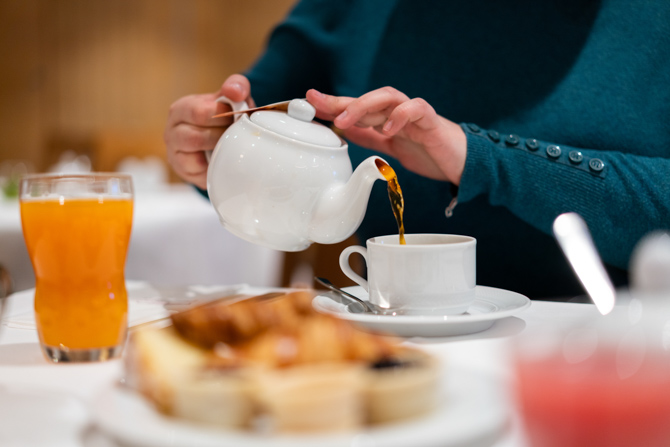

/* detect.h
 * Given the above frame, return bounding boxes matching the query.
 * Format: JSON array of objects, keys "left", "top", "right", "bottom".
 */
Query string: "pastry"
[
  {"left": 124, "top": 290, "right": 440, "bottom": 432},
  {"left": 365, "top": 347, "right": 441, "bottom": 424},
  {"left": 125, "top": 326, "right": 255, "bottom": 428}
]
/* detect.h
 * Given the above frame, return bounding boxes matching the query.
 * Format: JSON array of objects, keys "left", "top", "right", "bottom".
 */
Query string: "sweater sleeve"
[
  {"left": 457, "top": 123, "right": 670, "bottom": 270},
  {"left": 244, "top": 0, "right": 350, "bottom": 106}
]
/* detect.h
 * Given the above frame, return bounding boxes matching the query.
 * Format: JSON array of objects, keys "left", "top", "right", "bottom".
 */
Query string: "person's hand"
[
  {"left": 306, "top": 87, "right": 467, "bottom": 185},
  {"left": 164, "top": 74, "right": 255, "bottom": 190}
]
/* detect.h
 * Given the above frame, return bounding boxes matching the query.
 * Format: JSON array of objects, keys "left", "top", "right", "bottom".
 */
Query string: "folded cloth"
[
  {"left": 1, "top": 282, "right": 246, "bottom": 330},
  {"left": 3, "top": 300, "right": 169, "bottom": 330}
]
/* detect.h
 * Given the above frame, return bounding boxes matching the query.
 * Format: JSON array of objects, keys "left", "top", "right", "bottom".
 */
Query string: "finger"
[
  {"left": 169, "top": 123, "right": 225, "bottom": 154},
  {"left": 308, "top": 89, "right": 391, "bottom": 128},
  {"left": 334, "top": 87, "right": 410, "bottom": 129},
  {"left": 167, "top": 93, "right": 232, "bottom": 128},
  {"left": 219, "top": 74, "right": 252, "bottom": 103},
  {"left": 306, "top": 89, "right": 355, "bottom": 121},
  {"left": 170, "top": 150, "right": 208, "bottom": 177},
  {"left": 164, "top": 122, "right": 222, "bottom": 188},
  {"left": 167, "top": 151, "right": 208, "bottom": 190},
  {"left": 382, "top": 97, "right": 440, "bottom": 136}
]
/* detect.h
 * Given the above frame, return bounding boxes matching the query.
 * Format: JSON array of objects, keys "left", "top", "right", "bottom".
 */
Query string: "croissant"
[
  {"left": 236, "top": 313, "right": 399, "bottom": 368},
  {"left": 170, "top": 290, "right": 314, "bottom": 348}
]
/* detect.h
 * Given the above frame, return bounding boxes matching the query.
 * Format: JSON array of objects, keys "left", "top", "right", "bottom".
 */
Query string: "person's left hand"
[{"left": 306, "top": 87, "right": 467, "bottom": 185}]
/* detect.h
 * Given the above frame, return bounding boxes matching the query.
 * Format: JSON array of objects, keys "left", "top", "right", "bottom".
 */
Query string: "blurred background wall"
[
  {"left": 0, "top": 0, "right": 361, "bottom": 289},
  {"left": 0, "top": 0, "right": 296, "bottom": 174}
]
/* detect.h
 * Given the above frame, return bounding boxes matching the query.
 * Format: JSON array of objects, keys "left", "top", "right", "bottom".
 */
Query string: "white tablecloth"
[
  {"left": 0, "top": 284, "right": 603, "bottom": 447},
  {"left": 0, "top": 185, "right": 283, "bottom": 292}
]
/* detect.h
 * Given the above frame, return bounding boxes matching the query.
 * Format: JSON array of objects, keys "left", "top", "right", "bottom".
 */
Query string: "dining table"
[
  {"left": 0, "top": 279, "right": 606, "bottom": 447},
  {"left": 0, "top": 183, "right": 283, "bottom": 292}
]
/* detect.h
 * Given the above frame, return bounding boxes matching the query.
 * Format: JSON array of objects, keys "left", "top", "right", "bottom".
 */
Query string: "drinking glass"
[
  {"left": 19, "top": 173, "right": 134, "bottom": 362},
  {"left": 513, "top": 297, "right": 670, "bottom": 447}
]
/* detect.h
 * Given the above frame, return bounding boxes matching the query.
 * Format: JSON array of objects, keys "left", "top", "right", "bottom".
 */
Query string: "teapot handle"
[
  {"left": 215, "top": 96, "right": 249, "bottom": 118},
  {"left": 205, "top": 96, "right": 249, "bottom": 162}
]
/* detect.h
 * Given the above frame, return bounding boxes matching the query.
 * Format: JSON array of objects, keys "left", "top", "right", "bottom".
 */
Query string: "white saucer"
[{"left": 313, "top": 286, "right": 531, "bottom": 337}]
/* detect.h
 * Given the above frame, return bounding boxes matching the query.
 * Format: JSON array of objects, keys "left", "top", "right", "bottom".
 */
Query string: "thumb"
[{"left": 219, "top": 74, "right": 252, "bottom": 103}]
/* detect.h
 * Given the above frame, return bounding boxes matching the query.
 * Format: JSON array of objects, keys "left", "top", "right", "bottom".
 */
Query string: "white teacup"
[{"left": 339, "top": 234, "right": 476, "bottom": 315}]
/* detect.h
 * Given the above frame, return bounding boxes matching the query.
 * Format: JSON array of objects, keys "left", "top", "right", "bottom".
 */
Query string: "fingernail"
[
  {"left": 311, "top": 89, "right": 325, "bottom": 98},
  {"left": 334, "top": 110, "right": 348, "bottom": 126},
  {"left": 383, "top": 120, "right": 394, "bottom": 132},
  {"left": 229, "top": 82, "right": 243, "bottom": 94}
]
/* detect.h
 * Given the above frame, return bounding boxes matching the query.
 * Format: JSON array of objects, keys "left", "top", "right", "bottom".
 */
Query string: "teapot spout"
[{"left": 309, "top": 156, "right": 387, "bottom": 244}]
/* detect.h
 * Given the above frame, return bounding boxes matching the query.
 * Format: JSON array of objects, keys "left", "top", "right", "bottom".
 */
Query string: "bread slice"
[
  {"left": 171, "top": 368, "right": 254, "bottom": 428},
  {"left": 125, "top": 326, "right": 254, "bottom": 428},
  {"left": 253, "top": 363, "right": 364, "bottom": 432},
  {"left": 364, "top": 348, "right": 441, "bottom": 424}
]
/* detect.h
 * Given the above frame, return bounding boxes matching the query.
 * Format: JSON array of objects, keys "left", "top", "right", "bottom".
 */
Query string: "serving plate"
[{"left": 92, "top": 366, "right": 508, "bottom": 447}]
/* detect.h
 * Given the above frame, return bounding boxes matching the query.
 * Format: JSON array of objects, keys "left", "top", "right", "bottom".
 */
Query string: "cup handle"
[
  {"left": 205, "top": 96, "right": 249, "bottom": 162},
  {"left": 339, "top": 246, "right": 369, "bottom": 292}
]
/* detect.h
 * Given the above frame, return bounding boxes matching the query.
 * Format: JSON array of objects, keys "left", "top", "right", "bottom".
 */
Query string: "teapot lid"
[{"left": 249, "top": 99, "right": 342, "bottom": 148}]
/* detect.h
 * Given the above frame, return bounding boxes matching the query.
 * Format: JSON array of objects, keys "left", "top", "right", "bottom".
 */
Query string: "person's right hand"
[{"left": 164, "top": 74, "right": 255, "bottom": 190}]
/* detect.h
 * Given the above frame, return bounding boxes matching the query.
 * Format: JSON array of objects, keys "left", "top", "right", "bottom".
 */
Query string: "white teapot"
[{"left": 206, "top": 97, "right": 389, "bottom": 252}]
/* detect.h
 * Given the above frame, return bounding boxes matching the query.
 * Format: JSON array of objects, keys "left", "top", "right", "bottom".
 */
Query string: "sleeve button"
[
  {"left": 589, "top": 158, "right": 605, "bottom": 172},
  {"left": 546, "top": 145, "right": 561, "bottom": 158},
  {"left": 487, "top": 130, "right": 500, "bottom": 142},
  {"left": 505, "top": 134, "right": 520, "bottom": 146},
  {"left": 467, "top": 123, "right": 481, "bottom": 133},
  {"left": 525, "top": 138, "right": 539, "bottom": 151},
  {"left": 568, "top": 151, "right": 583, "bottom": 164}
]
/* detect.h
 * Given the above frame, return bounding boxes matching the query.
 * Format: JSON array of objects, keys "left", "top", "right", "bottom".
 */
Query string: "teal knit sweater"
[{"left": 244, "top": 0, "right": 670, "bottom": 299}]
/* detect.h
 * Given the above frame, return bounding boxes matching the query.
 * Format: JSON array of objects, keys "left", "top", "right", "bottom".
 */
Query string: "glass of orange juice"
[{"left": 19, "top": 173, "right": 134, "bottom": 362}]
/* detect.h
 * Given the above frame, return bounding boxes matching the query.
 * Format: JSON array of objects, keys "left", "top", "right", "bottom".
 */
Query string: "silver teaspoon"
[
  {"left": 314, "top": 277, "right": 378, "bottom": 314},
  {"left": 553, "top": 212, "right": 616, "bottom": 315}
]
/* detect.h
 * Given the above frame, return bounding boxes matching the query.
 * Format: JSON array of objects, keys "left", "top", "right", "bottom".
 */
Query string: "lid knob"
[
  {"left": 287, "top": 99, "right": 316, "bottom": 122},
  {"left": 249, "top": 98, "right": 341, "bottom": 147}
]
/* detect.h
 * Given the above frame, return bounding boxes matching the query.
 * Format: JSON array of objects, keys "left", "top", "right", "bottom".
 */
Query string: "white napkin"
[
  {"left": 1, "top": 283, "right": 246, "bottom": 330},
  {"left": 3, "top": 301, "right": 168, "bottom": 330}
]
